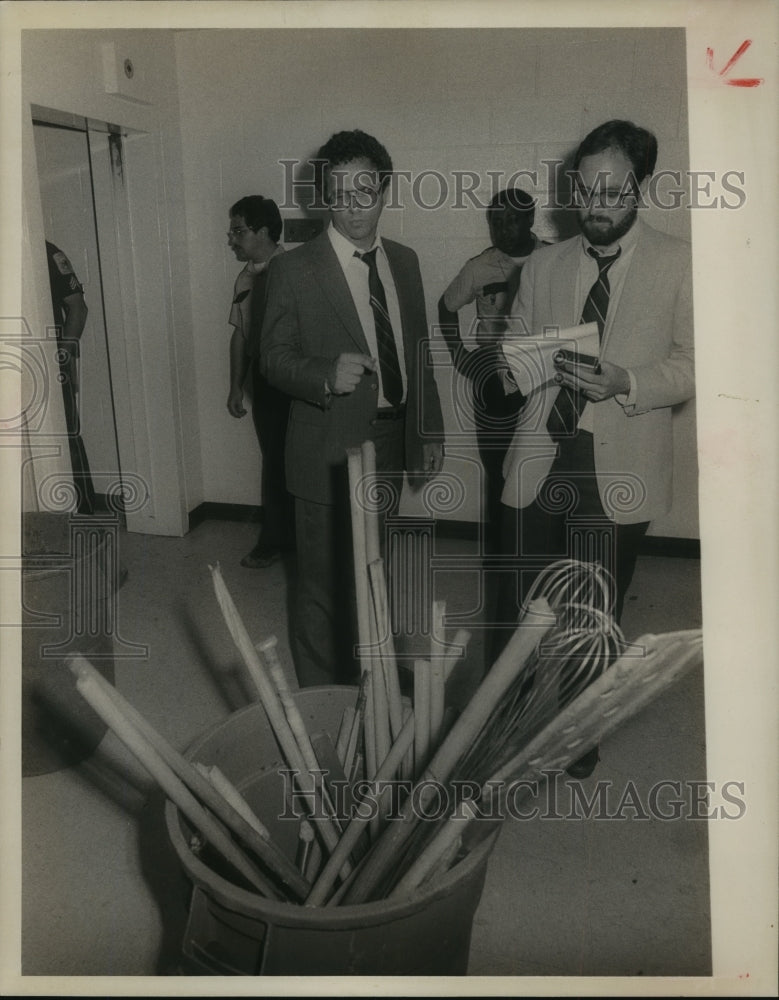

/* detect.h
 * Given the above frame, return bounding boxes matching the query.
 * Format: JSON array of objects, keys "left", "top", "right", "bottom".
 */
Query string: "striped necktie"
[
  {"left": 547, "top": 246, "right": 621, "bottom": 441},
  {"left": 354, "top": 248, "right": 403, "bottom": 406}
]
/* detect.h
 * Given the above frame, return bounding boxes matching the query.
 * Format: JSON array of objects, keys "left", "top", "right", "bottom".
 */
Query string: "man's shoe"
[
  {"left": 566, "top": 744, "right": 599, "bottom": 779},
  {"left": 240, "top": 545, "right": 281, "bottom": 569}
]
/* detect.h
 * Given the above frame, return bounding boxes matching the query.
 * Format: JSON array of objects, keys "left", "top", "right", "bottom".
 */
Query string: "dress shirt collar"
[{"left": 327, "top": 221, "right": 383, "bottom": 269}]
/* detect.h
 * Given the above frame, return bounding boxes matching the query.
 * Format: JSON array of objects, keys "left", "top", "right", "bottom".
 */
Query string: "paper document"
[{"left": 500, "top": 322, "right": 600, "bottom": 397}]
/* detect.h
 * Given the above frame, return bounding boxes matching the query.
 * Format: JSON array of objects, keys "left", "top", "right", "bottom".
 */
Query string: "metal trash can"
[{"left": 165, "top": 687, "right": 497, "bottom": 975}]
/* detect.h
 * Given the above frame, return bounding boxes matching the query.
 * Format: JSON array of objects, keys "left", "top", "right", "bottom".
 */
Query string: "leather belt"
[{"left": 374, "top": 404, "right": 406, "bottom": 421}]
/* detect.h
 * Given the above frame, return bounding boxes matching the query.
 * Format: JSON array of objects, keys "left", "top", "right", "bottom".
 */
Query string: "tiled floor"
[{"left": 19, "top": 517, "right": 709, "bottom": 981}]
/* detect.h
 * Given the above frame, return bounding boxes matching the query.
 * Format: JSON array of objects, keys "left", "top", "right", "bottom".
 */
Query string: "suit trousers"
[
  {"left": 494, "top": 431, "right": 649, "bottom": 660},
  {"left": 292, "top": 415, "right": 406, "bottom": 688}
]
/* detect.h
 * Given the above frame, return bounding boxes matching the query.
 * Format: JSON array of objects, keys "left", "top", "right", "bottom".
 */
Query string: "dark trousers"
[
  {"left": 292, "top": 417, "right": 405, "bottom": 689},
  {"left": 251, "top": 361, "right": 294, "bottom": 551},
  {"left": 494, "top": 432, "right": 649, "bottom": 661},
  {"left": 59, "top": 348, "right": 96, "bottom": 515}
]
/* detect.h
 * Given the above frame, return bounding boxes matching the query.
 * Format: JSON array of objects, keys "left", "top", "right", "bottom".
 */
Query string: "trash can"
[
  {"left": 22, "top": 511, "right": 117, "bottom": 776},
  {"left": 165, "top": 686, "right": 497, "bottom": 975}
]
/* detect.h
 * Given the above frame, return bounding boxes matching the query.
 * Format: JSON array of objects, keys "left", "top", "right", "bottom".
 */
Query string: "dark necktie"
[
  {"left": 547, "top": 246, "right": 621, "bottom": 441},
  {"left": 354, "top": 248, "right": 403, "bottom": 406}
]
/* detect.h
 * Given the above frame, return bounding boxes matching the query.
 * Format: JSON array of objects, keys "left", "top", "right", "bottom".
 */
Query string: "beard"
[{"left": 579, "top": 205, "right": 638, "bottom": 246}]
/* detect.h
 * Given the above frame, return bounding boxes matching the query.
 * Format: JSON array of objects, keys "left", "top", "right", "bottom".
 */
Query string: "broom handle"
[
  {"left": 68, "top": 653, "right": 308, "bottom": 899},
  {"left": 429, "top": 600, "right": 446, "bottom": 749},
  {"left": 343, "top": 600, "right": 554, "bottom": 903},
  {"left": 70, "top": 664, "right": 281, "bottom": 899},
  {"left": 413, "top": 659, "right": 431, "bottom": 778}
]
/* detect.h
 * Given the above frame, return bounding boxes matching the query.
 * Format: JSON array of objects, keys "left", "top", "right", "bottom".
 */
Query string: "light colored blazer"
[
  {"left": 260, "top": 231, "right": 444, "bottom": 505},
  {"left": 502, "top": 219, "right": 695, "bottom": 524}
]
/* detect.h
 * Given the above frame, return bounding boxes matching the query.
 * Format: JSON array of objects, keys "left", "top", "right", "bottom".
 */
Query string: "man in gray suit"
[
  {"left": 498, "top": 120, "right": 696, "bottom": 775},
  {"left": 261, "top": 129, "right": 444, "bottom": 687}
]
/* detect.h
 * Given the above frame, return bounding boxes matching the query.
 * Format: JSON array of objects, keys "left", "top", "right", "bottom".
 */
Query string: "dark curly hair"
[
  {"left": 573, "top": 120, "right": 658, "bottom": 184},
  {"left": 312, "top": 129, "right": 393, "bottom": 194},
  {"left": 229, "top": 195, "right": 283, "bottom": 243}
]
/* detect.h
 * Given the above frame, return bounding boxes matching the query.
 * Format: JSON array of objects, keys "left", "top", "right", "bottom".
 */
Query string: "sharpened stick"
[
  {"left": 194, "top": 763, "right": 270, "bottom": 841},
  {"left": 68, "top": 653, "right": 307, "bottom": 899},
  {"left": 306, "top": 710, "right": 416, "bottom": 906},
  {"left": 388, "top": 801, "right": 478, "bottom": 899},
  {"left": 413, "top": 658, "right": 431, "bottom": 778},
  {"left": 209, "top": 566, "right": 346, "bottom": 867},
  {"left": 429, "top": 600, "right": 446, "bottom": 749},
  {"left": 343, "top": 599, "right": 554, "bottom": 903},
  {"left": 70, "top": 661, "right": 281, "bottom": 898}
]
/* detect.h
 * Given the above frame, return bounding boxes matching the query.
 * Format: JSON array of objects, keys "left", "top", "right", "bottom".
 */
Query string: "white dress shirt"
[{"left": 327, "top": 223, "right": 407, "bottom": 406}]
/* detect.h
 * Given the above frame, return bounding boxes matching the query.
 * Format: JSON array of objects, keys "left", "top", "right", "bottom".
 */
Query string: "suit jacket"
[
  {"left": 503, "top": 219, "right": 695, "bottom": 523},
  {"left": 260, "top": 231, "right": 444, "bottom": 504}
]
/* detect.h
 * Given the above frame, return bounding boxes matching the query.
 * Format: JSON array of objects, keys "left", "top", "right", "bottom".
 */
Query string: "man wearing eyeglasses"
[
  {"left": 261, "top": 129, "right": 444, "bottom": 688},
  {"left": 226, "top": 195, "right": 294, "bottom": 568},
  {"left": 498, "top": 120, "right": 695, "bottom": 777}
]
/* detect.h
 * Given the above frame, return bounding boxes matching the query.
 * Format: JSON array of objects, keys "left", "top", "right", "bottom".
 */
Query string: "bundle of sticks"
[{"left": 67, "top": 441, "right": 704, "bottom": 909}]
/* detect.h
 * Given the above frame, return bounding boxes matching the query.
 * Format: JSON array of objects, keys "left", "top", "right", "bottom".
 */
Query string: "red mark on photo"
[{"left": 707, "top": 39, "right": 764, "bottom": 87}]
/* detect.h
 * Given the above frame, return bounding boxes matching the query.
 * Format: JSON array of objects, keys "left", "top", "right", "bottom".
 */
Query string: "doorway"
[{"left": 33, "top": 113, "right": 122, "bottom": 516}]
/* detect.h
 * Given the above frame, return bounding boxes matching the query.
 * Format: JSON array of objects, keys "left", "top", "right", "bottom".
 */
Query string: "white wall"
[{"left": 174, "top": 26, "right": 698, "bottom": 537}]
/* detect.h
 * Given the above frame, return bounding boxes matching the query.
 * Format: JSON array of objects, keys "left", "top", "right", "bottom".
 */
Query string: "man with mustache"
[{"left": 498, "top": 120, "right": 696, "bottom": 776}]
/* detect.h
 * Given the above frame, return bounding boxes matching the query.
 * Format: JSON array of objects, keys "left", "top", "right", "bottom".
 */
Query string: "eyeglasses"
[
  {"left": 325, "top": 187, "right": 382, "bottom": 212},
  {"left": 227, "top": 226, "right": 250, "bottom": 239}
]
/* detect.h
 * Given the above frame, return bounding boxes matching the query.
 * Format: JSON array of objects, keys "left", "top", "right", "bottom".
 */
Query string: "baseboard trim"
[
  {"left": 188, "top": 501, "right": 262, "bottom": 532},
  {"left": 188, "top": 505, "right": 700, "bottom": 559}
]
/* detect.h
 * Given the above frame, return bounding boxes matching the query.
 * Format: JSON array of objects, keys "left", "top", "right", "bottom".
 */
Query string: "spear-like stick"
[
  {"left": 68, "top": 652, "right": 308, "bottom": 899},
  {"left": 209, "top": 565, "right": 345, "bottom": 867},
  {"left": 68, "top": 656, "right": 284, "bottom": 899}
]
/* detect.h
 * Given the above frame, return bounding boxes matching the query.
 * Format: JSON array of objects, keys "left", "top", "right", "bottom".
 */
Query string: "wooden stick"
[
  {"left": 68, "top": 653, "right": 307, "bottom": 899},
  {"left": 368, "top": 559, "right": 403, "bottom": 744},
  {"left": 347, "top": 448, "right": 378, "bottom": 782},
  {"left": 296, "top": 819, "right": 316, "bottom": 874},
  {"left": 361, "top": 439, "right": 381, "bottom": 566},
  {"left": 429, "top": 600, "right": 446, "bottom": 750},
  {"left": 306, "top": 710, "right": 416, "bottom": 906},
  {"left": 209, "top": 566, "right": 345, "bottom": 865},
  {"left": 335, "top": 706, "right": 355, "bottom": 767},
  {"left": 413, "top": 658, "right": 431, "bottom": 778},
  {"left": 388, "top": 801, "right": 479, "bottom": 899},
  {"left": 343, "top": 599, "right": 554, "bottom": 903},
  {"left": 443, "top": 628, "right": 471, "bottom": 682},
  {"left": 70, "top": 662, "right": 281, "bottom": 898},
  {"left": 194, "top": 763, "right": 270, "bottom": 840},
  {"left": 344, "top": 677, "right": 367, "bottom": 782}
]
